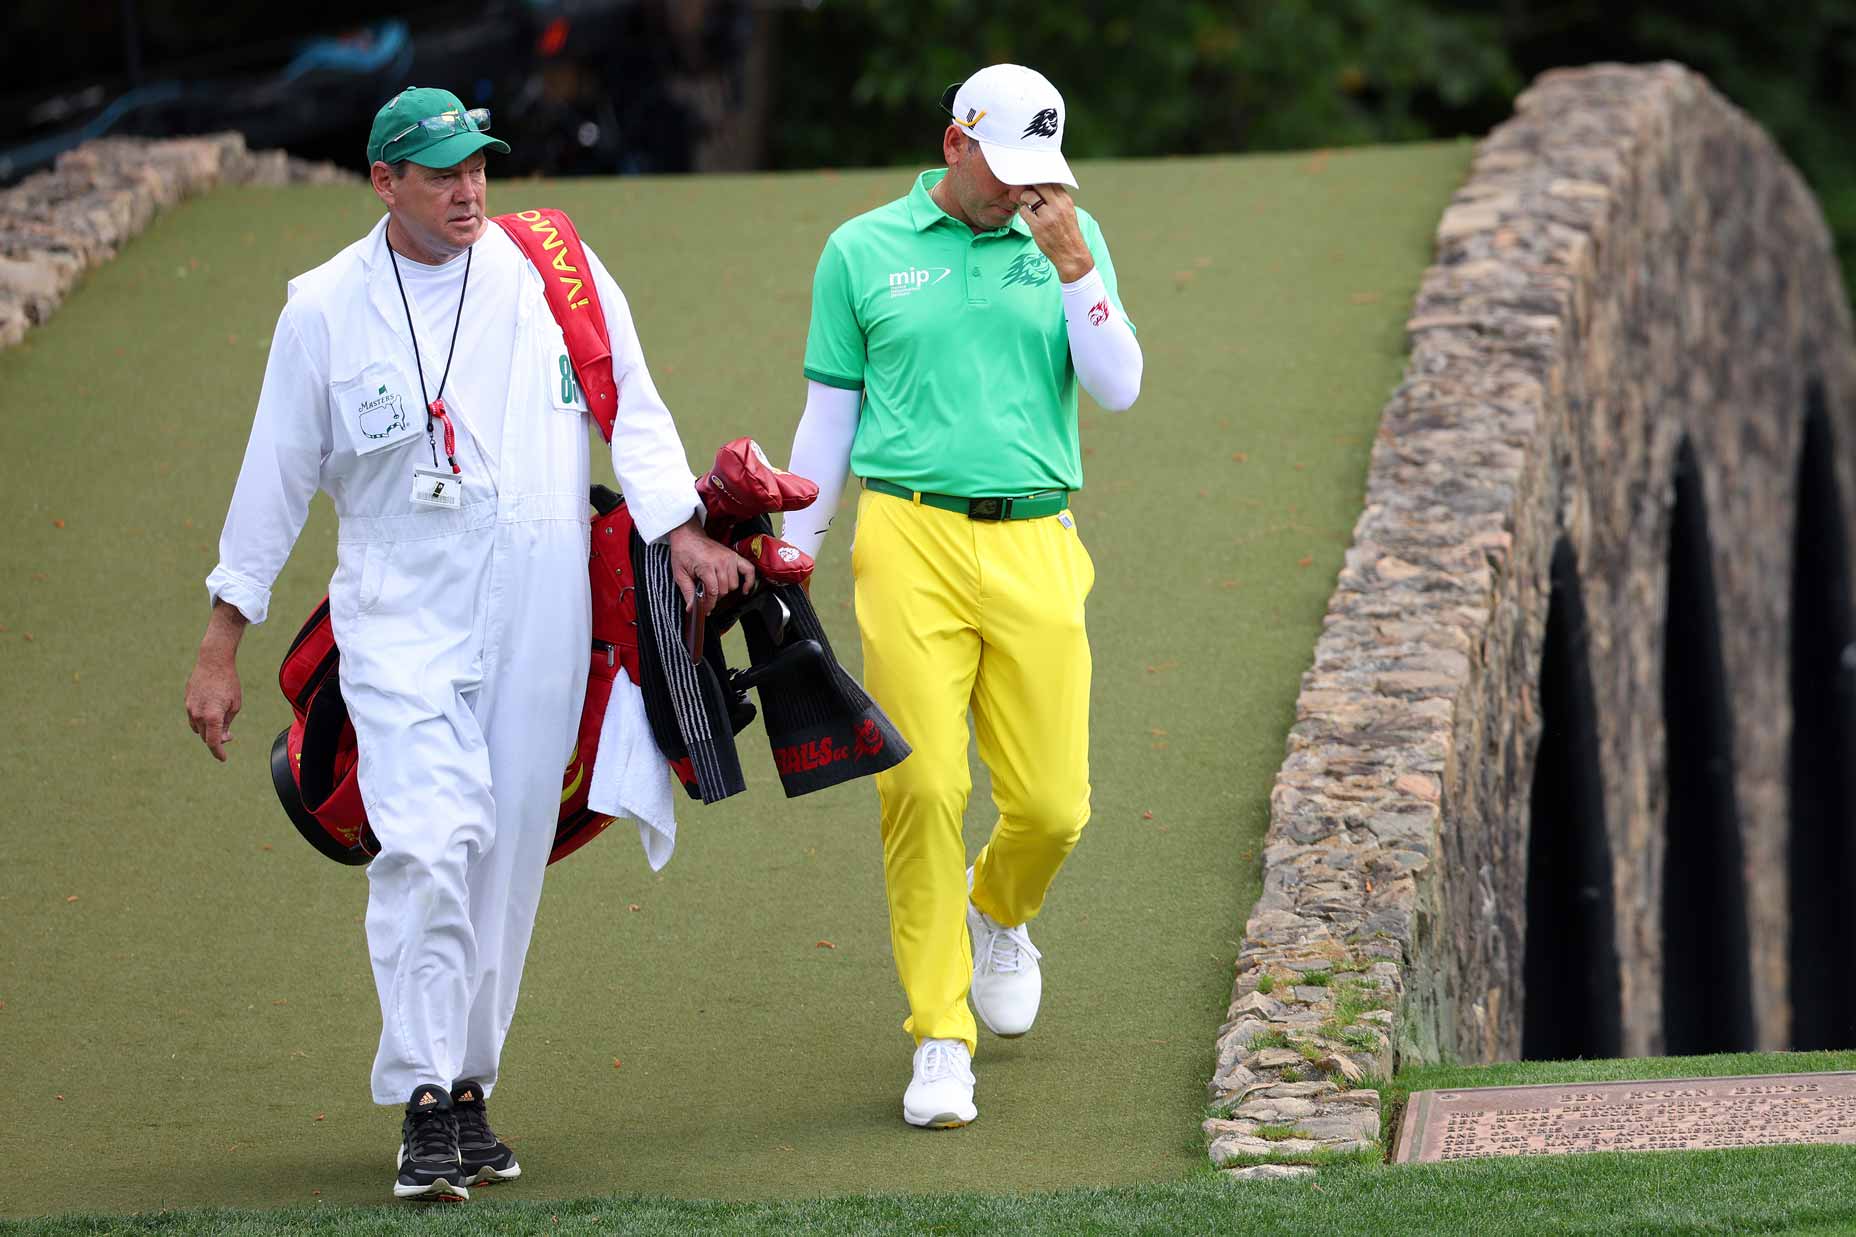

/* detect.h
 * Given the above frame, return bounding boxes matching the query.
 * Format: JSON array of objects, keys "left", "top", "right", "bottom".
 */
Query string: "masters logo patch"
[{"left": 357, "top": 385, "right": 409, "bottom": 440}]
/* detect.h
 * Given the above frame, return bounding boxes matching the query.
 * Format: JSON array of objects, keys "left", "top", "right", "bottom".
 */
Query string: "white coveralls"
[{"left": 207, "top": 216, "right": 698, "bottom": 1104}]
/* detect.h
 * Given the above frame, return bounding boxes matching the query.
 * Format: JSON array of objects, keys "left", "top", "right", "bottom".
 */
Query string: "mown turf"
[
  {"left": 11, "top": 1053, "right": 1856, "bottom": 1231},
  {"left": 0, "top": 141, "right": 1470, "bottom": 1218},
  {"left": 10, "top": 1146, "right": 1856, "bottom": 1235}
]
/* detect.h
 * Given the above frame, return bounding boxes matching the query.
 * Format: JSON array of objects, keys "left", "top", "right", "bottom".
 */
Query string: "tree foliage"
[{"left": 768, "top": 0, "right": 1856, "bottom": 300}]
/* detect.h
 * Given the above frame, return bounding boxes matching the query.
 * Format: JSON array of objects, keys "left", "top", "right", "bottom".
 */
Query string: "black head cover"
[{"left": 736, "top": 578, "right": 910, "bottom": 797}]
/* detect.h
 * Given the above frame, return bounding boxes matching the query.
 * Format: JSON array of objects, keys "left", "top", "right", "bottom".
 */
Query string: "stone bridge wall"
[{"left": 1208, "top": 63, "right": 1856, "bottom": 1170}]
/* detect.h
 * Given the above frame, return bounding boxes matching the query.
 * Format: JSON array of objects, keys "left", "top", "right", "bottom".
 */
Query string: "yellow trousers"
[{"left": 851, "top": 488, "right": 1096, "bottom": 1054}]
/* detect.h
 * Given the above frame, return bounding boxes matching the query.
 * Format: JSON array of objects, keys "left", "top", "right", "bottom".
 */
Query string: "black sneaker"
[
  {"left": 452, "top": 1080, "right": 522, "bottom": 1186},
  {"left": 394, "top": 1084, "right": 468, "bottom": 1201}
]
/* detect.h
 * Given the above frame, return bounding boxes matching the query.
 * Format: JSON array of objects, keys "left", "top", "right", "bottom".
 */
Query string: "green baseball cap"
[{"left": 366, "top": 86, "right": 511, "bottom": 168}]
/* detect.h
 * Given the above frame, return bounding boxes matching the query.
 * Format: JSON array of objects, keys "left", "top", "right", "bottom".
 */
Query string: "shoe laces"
[
  {"left": 405, "top": 1106, "right": 458, "bottom": 1164},
  {"left": 917, "top": 1039, "right": 972, "bottom": 1084},
  {"left": 979, "top": 914, "right": 1041, "bottom": 975},
  {"left": 454, "top": 1096, "right": 497, "bottom": 1150}
]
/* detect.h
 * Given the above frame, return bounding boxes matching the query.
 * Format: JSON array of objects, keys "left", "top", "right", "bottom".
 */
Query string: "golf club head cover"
[
  {"left": 696, "top": 437, "right": 820, "bottom": 540},
  {"left": 735, "top": 532, "right": 814, "bottom": 588},
  {"left": 738, "top": 579, "right": 911, "bottom": 797}
]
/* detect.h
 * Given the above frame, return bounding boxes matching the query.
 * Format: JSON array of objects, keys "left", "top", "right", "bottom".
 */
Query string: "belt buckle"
[{"left": 968, "top": 496, "right": 1007, "bottom": 521}]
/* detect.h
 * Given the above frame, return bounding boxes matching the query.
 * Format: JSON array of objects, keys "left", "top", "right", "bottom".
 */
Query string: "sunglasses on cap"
[{"left": 382, "top": 108, "right": 493, "bottom": 157}]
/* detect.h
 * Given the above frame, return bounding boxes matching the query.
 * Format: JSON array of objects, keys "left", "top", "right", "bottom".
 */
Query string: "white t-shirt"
[{"left": 390, "top": 241, "right": 513, "bottom": 473}]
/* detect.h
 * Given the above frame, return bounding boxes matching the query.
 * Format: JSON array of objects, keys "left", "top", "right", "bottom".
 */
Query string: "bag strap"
[{"left": 491, "top": 209, "right": 620, "bottom": 441}]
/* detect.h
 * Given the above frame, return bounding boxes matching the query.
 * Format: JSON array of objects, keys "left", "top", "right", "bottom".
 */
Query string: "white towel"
[{"left": 585, "top": 671, "right": 679, "bottom": 870}]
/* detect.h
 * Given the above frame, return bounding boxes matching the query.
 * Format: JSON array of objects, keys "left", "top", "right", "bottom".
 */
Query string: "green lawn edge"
[
  {"left": 13, "top": 1053, "right": 1856, "bottom": 1234},
  {"left": 12, "top": 1141, "right": 1856, "bottom": 1236}
]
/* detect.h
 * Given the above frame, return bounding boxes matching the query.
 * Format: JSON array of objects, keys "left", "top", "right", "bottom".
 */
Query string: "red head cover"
[
  {"left": 695, "top": 438, "right": 819, "bottom": 538},
  {"left": 735, "top": 533, "right": 814, "bottom": 587}
]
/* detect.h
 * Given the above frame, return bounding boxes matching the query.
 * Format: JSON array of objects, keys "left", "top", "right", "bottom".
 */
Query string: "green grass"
[
  {"left": 1252, "top": 1123, "right": 1314, "bottom": 1141},
  {"left": 0, "top": 141, "right": 1470, "bottom": 1218},
  {"left": 10, "top": 1144, "right": 1856, "bottom": 1235}
]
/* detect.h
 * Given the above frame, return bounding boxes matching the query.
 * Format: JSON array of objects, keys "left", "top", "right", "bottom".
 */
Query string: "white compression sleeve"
[
  {"left": 781, "top": 379, "right": 862, "bottom": 558},
  {"left": 1061, "top": 267, "right": 1143, "bottom": 412}
]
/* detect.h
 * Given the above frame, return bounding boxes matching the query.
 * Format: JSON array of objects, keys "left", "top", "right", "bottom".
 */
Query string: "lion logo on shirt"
[{"left": 1001, "top": 253, "right": 1053, "bottom": 288}]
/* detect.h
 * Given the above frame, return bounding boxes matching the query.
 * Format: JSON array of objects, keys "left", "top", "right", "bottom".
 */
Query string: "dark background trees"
[{"left": 6, "top": 0, "right": 1856, "bottom": 290}]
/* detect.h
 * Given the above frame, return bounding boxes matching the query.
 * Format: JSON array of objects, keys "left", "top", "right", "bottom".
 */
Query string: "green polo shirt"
[{"left": 802, "top": 169, "right": 1132, "bottom": 497}]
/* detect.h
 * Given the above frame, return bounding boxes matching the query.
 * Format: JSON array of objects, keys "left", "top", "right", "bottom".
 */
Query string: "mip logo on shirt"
[
  {"left": 888, "top": 266, "right": 952, "bottom": 297},
  {"left": 1001, "top": 253, "right": 1053, "bottom": 288}
]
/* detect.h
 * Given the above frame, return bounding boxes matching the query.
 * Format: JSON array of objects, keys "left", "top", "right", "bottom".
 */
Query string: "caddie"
[
  {"left": 182, "top": 87, "right": 752, "bottom": 1200},
  {"left": 781, "top": 64, "right": 1142, "bottom": 1127}
]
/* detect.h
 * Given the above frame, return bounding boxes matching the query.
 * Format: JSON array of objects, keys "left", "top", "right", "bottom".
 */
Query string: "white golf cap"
[{"left": 941, "top": 64, "right": 1076, "bottom": 188}]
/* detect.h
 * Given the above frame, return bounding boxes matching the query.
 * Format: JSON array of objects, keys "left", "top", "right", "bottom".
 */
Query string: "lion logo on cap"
[{"left": 1022, "top": 108, "right": 1059, "bottom": 139}]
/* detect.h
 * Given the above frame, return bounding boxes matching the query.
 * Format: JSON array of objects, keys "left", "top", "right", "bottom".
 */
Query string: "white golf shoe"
[
  {"left": 902, "top": 1038, "right": 977, "bottom": 1128},
  {"left": 967, "top": 879, "right": 1043, "bottom": 1037}
]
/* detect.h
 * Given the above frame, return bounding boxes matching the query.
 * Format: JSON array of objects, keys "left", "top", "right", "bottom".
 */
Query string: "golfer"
[
  {"left": 183, "top": 87, "right": 751, "bottom": 1199},
  {"left": 782, "top": 64, "right": 1142, "bottom": 1126}
]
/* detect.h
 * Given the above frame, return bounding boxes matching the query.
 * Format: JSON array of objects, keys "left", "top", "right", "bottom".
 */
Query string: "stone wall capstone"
[
  {"left": 0, "top": 134, "right": 355, "bottom": 350},
  {"left": 1209, "top": 62, "right": 1856, "bottom": 1171}
]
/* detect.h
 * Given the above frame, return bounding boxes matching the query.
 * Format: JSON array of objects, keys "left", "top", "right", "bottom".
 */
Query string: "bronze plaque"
[{"left": 1394, "top": 1072, "right": 1856, "bottom": 1163}]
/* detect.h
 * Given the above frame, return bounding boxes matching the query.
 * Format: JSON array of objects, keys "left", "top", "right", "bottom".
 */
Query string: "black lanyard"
[{"left": 386, "top": 232, "right": 471, "bottom": 474}]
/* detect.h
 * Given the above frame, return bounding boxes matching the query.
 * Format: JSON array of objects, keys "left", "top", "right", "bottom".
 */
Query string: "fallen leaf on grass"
[
  {"left": 314, "top": 1113, "right": 325, "bottom": 1122},
  {"left": 612, "top": 1058, "right": 622, "bottom": 1069},
  {"left": 628, "top": 903, "right": 641, "bottom": 912},
  {"left": 1152, "top": 742, "right": 1169, "bottom": 750},
  {"left": 52, "top": 518, "right": 64, "bottom": 528},
  {"left": 1297, "top": 556, "right": 1314, "bottom": 567},
  {"left": 272, "top": 998, "right": 288, "bottom": 1006},
  {"left": 65, "top": 895, "right": 77, "bottom": 903},
  {"left": 55, "top": 1094, "right": 64, "bottom": 1101},
  {"left": 1142, "top": 810, "right": 1154, "bottom": 820},
  {"left": 1150, "top": 727, "right": 1168, "bottom": 736},
  {"left": 816, "top": 940, "right": 837, "bottom": 949},
  {"left": 1145, "top": 660, "right": 1179, "bottom": 674},
  {"left": 22, "top": 633, "right": 33, "bottom": 642},
  {"left": 1231, "top": 452, "right": 1248, "bottom": 463},
  {"left": 1220, "top": 580, "right": 1240, "bottom": 589}
]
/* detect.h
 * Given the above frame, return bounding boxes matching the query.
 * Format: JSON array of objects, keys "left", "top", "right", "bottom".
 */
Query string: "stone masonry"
[
  {"left": 0, "top": 134, "right": 353, "bottom": 350},
  {"left": 1209, "top": 62, "right": 1856, "bottom": 1171}
]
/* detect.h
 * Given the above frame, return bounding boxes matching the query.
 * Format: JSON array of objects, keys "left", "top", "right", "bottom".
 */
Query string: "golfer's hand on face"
[
  {"left": 668, "top": 516, "right": 756, "bottom": 614},
  {"left": 1015, "top": 184, "right": 1094, "bottom": 283}
]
